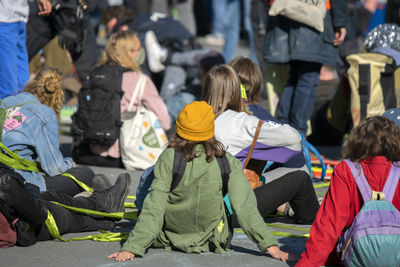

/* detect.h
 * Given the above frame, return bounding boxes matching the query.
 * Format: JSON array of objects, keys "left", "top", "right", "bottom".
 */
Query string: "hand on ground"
[
  {"left": 108, "top": 251, "right": 135, "bottom": 262},
  {"left": 267, "top": 246, "right": 299, "bottom": 263}
]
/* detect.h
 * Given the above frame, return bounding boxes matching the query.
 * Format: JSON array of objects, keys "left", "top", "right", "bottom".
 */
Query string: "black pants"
[
  {"left": 44, "top": 166, "right": 94, "bottom": 197},
  {"left": 36, "top": 191, "right": 114, "bottom": 241},
  {"left": 253, "top": 170, "right": 319, "bottom": 224},
  {"left": 232, "top": 170, "right": 319, "bottom": 226},
  {"left": 72, "top": 142, "right": 124, "bottom": 169}
]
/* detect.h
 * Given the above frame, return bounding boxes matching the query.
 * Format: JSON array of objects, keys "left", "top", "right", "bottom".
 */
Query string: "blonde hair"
[
  {"left": 201, "top": 64, "right": 243, "bottom": 117},
  {"left": 229, "top": 56, "right": 262, "bottom": 103},
  {"left": 99, "top": 30, "right": 141, "bottom": 72},
  {"left": 24, "top": 68, "right": 64, "bottom": 115}
]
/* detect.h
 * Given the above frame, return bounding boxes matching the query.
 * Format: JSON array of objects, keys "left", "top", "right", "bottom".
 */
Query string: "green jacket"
[{"left": 122, "top": 147, "right": 277, "bottom": 256}]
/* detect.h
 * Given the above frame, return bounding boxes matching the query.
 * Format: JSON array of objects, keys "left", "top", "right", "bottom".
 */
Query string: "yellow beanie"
[{"left": 176, "top": 101, "right": 215, "bottom": 141}]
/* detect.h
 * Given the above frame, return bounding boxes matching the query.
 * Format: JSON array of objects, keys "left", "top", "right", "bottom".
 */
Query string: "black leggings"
[
  {"left": 253, "top": 170, "right": 319, "bottom": 224},
  {"left": 231, "top": 170, "right": 319, "bottom": 226},
  {"left": 36, "top": 190, "right": 115, "bottom": 241},
  {"left": 44, "top": 166, "right": 94, "bottom": 197}
]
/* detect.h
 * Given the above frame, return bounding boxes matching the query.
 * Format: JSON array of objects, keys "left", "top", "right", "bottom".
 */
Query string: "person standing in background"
[
  {"left": 0, "top": 0, "right": 51, "bottom": 99},
  {"left": 264, "top": 0, "right": 348, "bottom": 136}
]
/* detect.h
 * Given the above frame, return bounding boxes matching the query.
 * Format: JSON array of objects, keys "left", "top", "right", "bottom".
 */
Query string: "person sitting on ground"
[
  {"left": 164, "top": 50, "right": 225, "bottom": 130},
  {"left": 141, "top": 29, "right": 226, "bottom": 132},
  {"left": 229, "top": 56, "right": 277, "bottom": 122},
  {"left": 144, "top": 30, "right": 225, "bottom": 104},
  {"left": 229, "top": 56, "right": 308, "bottom": 181},
  {"left": 72, "top": 30, "right": 170, "bottom": 169},
  {"left": 0, "top": 67, "right": 94, "bottom": 196},
  {"left": 108, "top": 101, "right": 296, "bottom": 263},
  {"left": 296, "top": 115, "right": 400, "bottom": 266},
  {"left": 100, "top": 5, "right": 193, "bottom": 77},
  {"left": 201, "top": 65, "right": 319, "bottom": 223},
  {"left": 0, "top": 165, "right": 131, "bottom": 248}
]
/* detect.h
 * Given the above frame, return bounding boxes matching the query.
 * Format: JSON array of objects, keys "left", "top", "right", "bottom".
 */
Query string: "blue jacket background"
[{"left": 1, "top": 92, "right": 74, "bottom": 191}]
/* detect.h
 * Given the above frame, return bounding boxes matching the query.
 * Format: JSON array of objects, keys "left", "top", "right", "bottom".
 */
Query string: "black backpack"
[{"left": 72, "top": 64, "right": 130, "bottom": 145}]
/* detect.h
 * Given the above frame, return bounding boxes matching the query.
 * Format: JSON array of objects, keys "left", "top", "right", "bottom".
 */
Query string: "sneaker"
[
  {"left": 277, "top": 202, "right": 294, "bottom": 217},
  {"left": 102, "top": 173, "right": 131, "bottom": 213},
  {"left": 92, "top": 174, "right": 112, "bottom": 192},
  {"left": 145, "top": 30, "right": 167, "bottom": 73},
  {"left": 197, "top": 34, "right": 225, "bottom": 47}
]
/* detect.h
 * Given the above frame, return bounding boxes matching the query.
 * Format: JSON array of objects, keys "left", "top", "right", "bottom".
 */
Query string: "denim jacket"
[{"left": 1, "top": 92, "right": 74, "bottom": 191}]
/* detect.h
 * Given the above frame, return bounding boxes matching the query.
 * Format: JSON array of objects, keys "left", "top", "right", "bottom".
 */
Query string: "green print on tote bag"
[{"left": 120, "top": 74, "right": 168, "bottom": 170}]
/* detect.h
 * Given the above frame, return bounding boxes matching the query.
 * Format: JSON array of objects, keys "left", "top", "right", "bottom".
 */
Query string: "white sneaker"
[
  {"left": 197, "top": 34, "right": 225, "bottom": 47},
  {"left": 145, "top": 30, "right": 168, "bottom": 73}
]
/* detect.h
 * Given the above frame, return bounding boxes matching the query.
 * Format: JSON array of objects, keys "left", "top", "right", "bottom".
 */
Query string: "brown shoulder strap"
[{"left": 243, "top": 119, "right": 263, "bottom": 168}]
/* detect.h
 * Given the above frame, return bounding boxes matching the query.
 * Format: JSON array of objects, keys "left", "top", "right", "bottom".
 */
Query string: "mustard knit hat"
[{"left": 176, "top": 101, "right": 215, "bottom": 141}]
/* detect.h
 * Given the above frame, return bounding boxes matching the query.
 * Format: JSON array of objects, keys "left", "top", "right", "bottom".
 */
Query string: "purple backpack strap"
[
  {"left": 344, "top": 159, "right": 371, "bottom": 202},
  {"left": 382, "top": 162, "right": 400, "bottom": 203}
]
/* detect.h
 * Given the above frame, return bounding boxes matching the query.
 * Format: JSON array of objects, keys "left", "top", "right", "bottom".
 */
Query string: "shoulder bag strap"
[
  {"left": 126, "top": 73, "right": 146, "bottom": 112},
  {"left": 243, "top": 119, "right": 263, "bottom": 169},
  {"left": 344, "top": 159, "right": 372, "bottom": 202},
  {"left": 382, "top": 162, "right": 400, "bottom": 203},
  {"left": 170, "top": 150, "right": 187, "bottom": 191},
  {"left": 216, "top": 154, "right": 231, "bottom": 196}
]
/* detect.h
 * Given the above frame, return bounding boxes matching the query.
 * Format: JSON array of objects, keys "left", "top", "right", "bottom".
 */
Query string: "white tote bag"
[
  {"left": 120, "top": 74, "right": 168, "bottom": 170},
  {"left": 268, "top": 0, "right": 327, "bottom": 32}
]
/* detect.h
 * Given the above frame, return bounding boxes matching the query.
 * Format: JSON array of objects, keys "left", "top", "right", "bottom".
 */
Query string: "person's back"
[
  {"left": 108, "top": 101, "right": 293, "bottom": 263},
  {"left": 296, "top": 116, "right": 400, "bottom": 267},
  {"left": 136, "top": 147, "right": 237, "bottom": 253},
  {"left": 72, "top": 30, "right": 170, "bottom": 168},
  {"left": 2, "top": 92, "right": 56, "bottom": 156},
  {"left": 0, "top": 68, "right": 97, "bottom": 197},
  {"left": 1, "top": 69, "right": 74, "bottom": 191}
]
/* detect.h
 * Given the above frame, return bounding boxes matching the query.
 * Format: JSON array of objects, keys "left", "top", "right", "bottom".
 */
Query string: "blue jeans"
[
  {"left": 212, "top": 0, "right": 226, "bottom": 36},
  {"left": 0, "top": 21, "right": 29, "bottom": 99},
  {"left": 221, "top": 0, "right": 258, "bottom": 64},
  {"left": 243, "top": 0, "right": 259, "bottom": 66},
  {"left": 222, "top": 0, "right": 240, "bottom": 62},
  {"left": 276, "top": 61, "right": 322, "bottom": 135}
]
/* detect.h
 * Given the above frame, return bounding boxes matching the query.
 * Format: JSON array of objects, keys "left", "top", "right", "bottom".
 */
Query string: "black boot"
[
  {"left": 101, "top": 173, "right": 131, "bottom": 213},
  {"left": 92, "top": 174, "right": 112, "bottom": 192}
]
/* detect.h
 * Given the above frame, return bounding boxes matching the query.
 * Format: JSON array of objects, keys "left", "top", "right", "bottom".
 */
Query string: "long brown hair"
[
  {"left": 168, "top": 134, "right": 226, "bottom": 163},
  {"left": 99, "top": 30, "right": 141, "bottom": 71},
  {"left": 229, "top": 56, "right": 262, "bottom": 103},
  {"left": 342, "top": 116, "right": 400, "bottom": 162},
  {"left": 201, "top": 64, "right": 243, "bottom": 117},
  {"left": 24, "top": 67, "right": 64, "bottom": 115}
]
